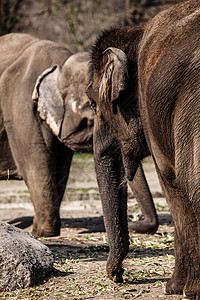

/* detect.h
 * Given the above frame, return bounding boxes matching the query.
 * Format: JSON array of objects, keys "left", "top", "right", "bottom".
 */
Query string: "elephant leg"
[
  {"left": 94, "top": 122, "right": 129, "bottom": 283},
  {"left": 128, "top": 163, "right": 158, "bottom": 233},
  {"left": 182, "top": 200, "right": 200, "bottom": 299},
  {"left": 167, "top": 203, "right": 199, "bottom": 298},
  {"left": 8, "top": 138, "right": 72, "bottom": 237},
  {"left": 21, "top": 164, "right": 60, "bottom": 237},
  {"left": 30, "top": 147, "right": 73, "bottom": 237},
  {"left": 157, "top": 172, "right": 200, "bottom": 297}
]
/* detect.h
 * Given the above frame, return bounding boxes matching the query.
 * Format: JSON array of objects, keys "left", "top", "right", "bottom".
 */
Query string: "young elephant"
[
  {"left": 87, "top": 25, "right": 149, "bottom": 282},
  {"left": 0, "top": 33, "right": 157, "bottom": 238},
  {"left": 87, "top": 1, "right": 200, "bottom": 298}
]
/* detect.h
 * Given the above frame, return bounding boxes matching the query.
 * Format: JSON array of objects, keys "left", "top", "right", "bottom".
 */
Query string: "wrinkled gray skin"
[
  {"left": 139, "top": 1, "right": 200, "bottom": 297},
  {"left": 0, "top": 33, "right": 157, "bottom": 237},
  {"left": 87, "top": 1, "right": 200, "bottom": 297},
  {"left": 86, "top": 25, "right": 154, "bottom": 282},
  {"left": 0, "top": 33, "right": 93, "bottom": 237}
]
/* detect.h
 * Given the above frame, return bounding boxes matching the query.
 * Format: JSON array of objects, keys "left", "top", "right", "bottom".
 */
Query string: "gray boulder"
[{"left": 0, "top": 221, "right": 54, "bottom": 291}]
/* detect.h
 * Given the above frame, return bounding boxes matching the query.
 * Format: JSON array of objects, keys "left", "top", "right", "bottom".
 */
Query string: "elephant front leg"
[
  {"left": 22, "top": 155, "right": 70, "bottom": 237},
  {"left": 28, "top": 147, "right": 73, "bottom": 237},
  {"left": 128, "top": 163, "right": 158, "bottom": 234},
  {"left": 6, "top": 121, "right": 73, "bottom": 237},
  {"left": 28, "top": 175, "right": 61, "bottom": 237}
]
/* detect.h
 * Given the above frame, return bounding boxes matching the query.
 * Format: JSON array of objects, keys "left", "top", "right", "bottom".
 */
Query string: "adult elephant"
[
  {"left": 0, "top": 33, "right": 93, "bottom": 237},
  {"left": 138, "top": 1, "right": 200, "bottom": 297},
  {"left": 87, "top": 1, "right": 200, "bottom": 298},
  {"left": 0, "top": 33, "right": 157, "bottom": 238}
]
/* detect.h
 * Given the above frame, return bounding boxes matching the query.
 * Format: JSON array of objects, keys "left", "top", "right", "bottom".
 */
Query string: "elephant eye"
[{"left": 90, "top": 99, "right": 97, "bottom": 113}]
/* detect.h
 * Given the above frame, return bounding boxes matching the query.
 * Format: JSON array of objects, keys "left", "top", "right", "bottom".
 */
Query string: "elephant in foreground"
[
  {"left": 0, "top": 33, "right": 158, "bottom": 237},
  {"left": 87, "top": 1, "right": 200, "bottom": 298},
  {"left": 139, "top": 1, "right": 200, "bottom": 297}
]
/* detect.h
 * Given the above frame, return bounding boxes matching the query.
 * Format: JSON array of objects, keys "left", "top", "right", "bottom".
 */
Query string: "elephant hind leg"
[
  {"left": 157, "top": 172, "right": 200, "bottom": 298},
  {"left": 182, "top": 203, "right": 200, "bottom": 299}
]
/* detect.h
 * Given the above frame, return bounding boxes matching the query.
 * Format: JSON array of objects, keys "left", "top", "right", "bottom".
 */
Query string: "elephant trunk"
[{"left": 93, "top": 121, "right": 129, "bottom": 283}]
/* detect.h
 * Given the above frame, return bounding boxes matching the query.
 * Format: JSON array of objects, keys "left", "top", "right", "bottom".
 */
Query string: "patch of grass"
[
  {"left": 73, "top": 153, "right": 93, "bottom": 159},
  {"left": 155, "top": 203, "right": 169, "bottom": 211},
  {"left": 23, "top": 190, "right": 30, "bottom": 194},
  {"left": 83, "top": 235, "right": 99, "bottom": 242},
  {"left": 66, "top": 187, "right": 98, "bottom": 192},
  {"left": 153, "top": 280, "right": 163, "bottom": 287},
  {"left": 96, "top": 283, "right": 108, "bottom": 289}
]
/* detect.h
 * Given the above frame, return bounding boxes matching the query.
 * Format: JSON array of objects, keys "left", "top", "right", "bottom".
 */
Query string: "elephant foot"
[
  {"left": 183, "top": 279, "right": 200, "bottom": 299},
  {"left": 106, "top": 264, "right": 124, "bottom": 283},
  {"left": 128, "top": 219, "right": 158, "bottom": 234},
  {"left": 165, "top": 273, "right": 186, "bottom": 295},
  {"left": 32, "top": 226, "right": 60, "bottom": 237},
  {"left": 32, "top": 218, "right": 61, "bottom": 237},
  {"left": 166, "top": 274, "right": 200, "bottom": 299}
]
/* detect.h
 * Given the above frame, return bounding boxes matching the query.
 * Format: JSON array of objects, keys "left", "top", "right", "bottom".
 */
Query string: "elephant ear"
[
  {"left": 100, "top": 47, "right": 129, "bottom": 103},
  {"left": 32, "top": 65, "right": 64, "bottom": 136}
]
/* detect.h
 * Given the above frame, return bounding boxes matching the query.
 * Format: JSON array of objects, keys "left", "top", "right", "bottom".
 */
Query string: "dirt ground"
[{"left": 0, "top": 155, "right": 183, "bottom": 299}]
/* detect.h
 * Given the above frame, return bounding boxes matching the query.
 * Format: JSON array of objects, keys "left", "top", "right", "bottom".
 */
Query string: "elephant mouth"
[
  {"left": 125, "top": 167, "right": 135, "bottom": 181},
  {"left": 122, "top": 153, "right": 139, "bottom": 182}
]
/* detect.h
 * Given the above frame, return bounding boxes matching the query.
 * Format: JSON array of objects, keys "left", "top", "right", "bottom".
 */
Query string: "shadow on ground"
[{"left": 7, "top": 212, "right": 172, "bottom": 233}]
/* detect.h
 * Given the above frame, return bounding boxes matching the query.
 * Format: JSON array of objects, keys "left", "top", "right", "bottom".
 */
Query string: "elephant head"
[
  {"left": 86, "top": 26, "right": 149, "bottom": 282},
  {"left": 32, "top": 52, "right": 93, "bottom": 152},
  {"left": 87, "top": 26, "right": 149, "bottom": 180}
]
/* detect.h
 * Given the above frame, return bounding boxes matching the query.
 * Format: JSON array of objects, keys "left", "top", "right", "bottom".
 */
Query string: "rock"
[{"left": 0, "top": 221, "right": 54, "bottom": 291}]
